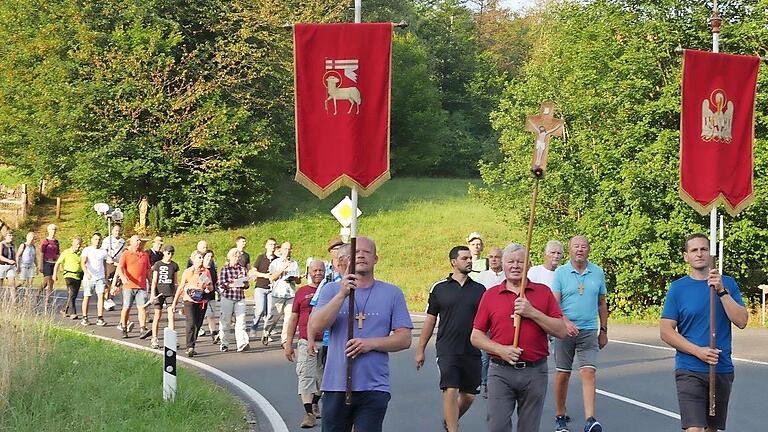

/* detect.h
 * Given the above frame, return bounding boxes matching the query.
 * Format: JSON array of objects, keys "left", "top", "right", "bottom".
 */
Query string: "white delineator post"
[{"left": 164, "top": 327, "right": 177, "bottom": 401}]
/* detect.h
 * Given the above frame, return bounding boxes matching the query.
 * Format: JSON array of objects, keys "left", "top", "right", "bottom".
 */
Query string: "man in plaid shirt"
[{"left": 218, "top": 248, "right": 250, "bottom": 352}]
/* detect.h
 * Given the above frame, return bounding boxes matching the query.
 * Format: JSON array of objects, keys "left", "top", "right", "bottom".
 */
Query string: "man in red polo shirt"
[
  {"left": 471, "top": 243, "right": 567, "bottom": 432},
  {"left": 117, "top": 235, "right": 151, "bottom": 339}
]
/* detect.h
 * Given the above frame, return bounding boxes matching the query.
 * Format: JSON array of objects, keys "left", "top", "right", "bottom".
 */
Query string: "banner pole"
[
  {"left": 345, "top": 187, "right": 359, "bottom": 406},
  {"left": 708, "top": 1, "right": 721, "bottom": 417}
]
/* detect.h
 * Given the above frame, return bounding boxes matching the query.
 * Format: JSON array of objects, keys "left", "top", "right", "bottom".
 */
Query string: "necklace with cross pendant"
[{"left": 355, "top": 312, "right": 366, "bottom": 329}]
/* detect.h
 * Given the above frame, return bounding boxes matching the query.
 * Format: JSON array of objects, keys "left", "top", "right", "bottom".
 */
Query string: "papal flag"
[
  {"left": 293, "top": 23, "right": 392, "bottom": 198},
  {"left": 680, "top": 49, "right": 760, "bottom": 216}
]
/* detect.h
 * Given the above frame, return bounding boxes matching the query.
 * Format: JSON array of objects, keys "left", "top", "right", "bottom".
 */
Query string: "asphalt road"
[{"left": 46, "top": 293, "right": 768, "bottom": 431}]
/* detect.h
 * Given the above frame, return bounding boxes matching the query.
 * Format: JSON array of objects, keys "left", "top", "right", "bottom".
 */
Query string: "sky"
[{"left": 499, "top": 0, "right": 537, "bottom": 11}]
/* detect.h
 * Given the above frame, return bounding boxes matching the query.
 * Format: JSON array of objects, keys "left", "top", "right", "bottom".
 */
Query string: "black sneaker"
[
  {"left": 555, "top": 415, "right": 571, "bottom": 432},
  {"left": 211, "top": 330, "right": 220, "bottom": 344},
  {"left": 122, "top": 328, "right": 129, "bottom": 339},
  {"left": 584, "top": 417, "right": 602, "bottom": 432},
  {"left": 139, "top": 328, "right": 152, "bottom": 340},
  {"left": 219, "top": 344, "right": 229, "bottom": 352}
]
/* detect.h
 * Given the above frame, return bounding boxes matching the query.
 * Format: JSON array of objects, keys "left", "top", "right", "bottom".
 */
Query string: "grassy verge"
[{"left": 0, "top": 300, "right": 248, "bottom": 432}]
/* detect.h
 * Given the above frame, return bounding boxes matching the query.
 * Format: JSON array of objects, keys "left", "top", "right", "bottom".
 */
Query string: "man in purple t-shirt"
[{"left": 309, "top": 236, "right": 413, "bottom": 432}]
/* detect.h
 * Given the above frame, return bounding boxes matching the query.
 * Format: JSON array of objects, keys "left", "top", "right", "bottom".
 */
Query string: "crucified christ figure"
[{"left": 525, "top": 102, "right": 565, "bottom": 176}]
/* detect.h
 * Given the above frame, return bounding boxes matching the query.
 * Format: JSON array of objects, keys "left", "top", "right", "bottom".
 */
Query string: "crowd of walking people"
[{"left": 0, "top": 225, "right": 748, "bottom": 432}]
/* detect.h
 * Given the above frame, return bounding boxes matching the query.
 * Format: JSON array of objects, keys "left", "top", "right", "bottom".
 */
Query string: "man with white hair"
[
  {"left": 218, "top": 247, "right": 250, "bottom": 352},
  {"left": 527, "top": 240, "right": 564, "bottom": 289},
  {"left": 471, "top": 243, "right": 566, "bottom": 432}
]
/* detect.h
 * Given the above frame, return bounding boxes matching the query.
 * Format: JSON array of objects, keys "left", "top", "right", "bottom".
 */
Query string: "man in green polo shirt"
[{"left": 53, "top": 237, "right": 83, "bottom": 319}]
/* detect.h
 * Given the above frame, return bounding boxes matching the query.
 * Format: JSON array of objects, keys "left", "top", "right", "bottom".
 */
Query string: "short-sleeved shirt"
[
  {"left": 317, "top": 280, "right": 413, "bottom": 393},
  {"left": 662, "top": 275, "right": 744, "bottom": 373},
  {"left": 41, "top": 238, "right": 60, "bottom": 263},
  {"left": 119, "top": 250, "right": 151, "bottom": 289},
  {"left": 182, "top": 266, "right": 212, "bottom": 303},
  {"left": 473, "top": 280, "right": 563, "bottom": 363},
  {"left": 426, "top": 275, "right": 486, "bottom": 356},
  {"left": 152, "top": 260, "right": 179, "bottom": 296},
  {"left": 56, "top": 248, "right": 82, "bottom": 280},
  {"left": 148, "top": 249, "right": 163, "bottom": 266},
  {"left": 19, "top": 243, "right": 36, "bottom": 266},
  {"left": 471, "top": 257, "right": 489, "bottom": 273},
  {"left": 238, "top": 250, "right": 251, "bottom": 268},
  {"left": 293, "top": 285, "right": 322, "bottom": 341},
  {"left": 527, "top": 265, "right": 556, "bottom": 288},
  {"left": 269, "top": 257, "right": 299, "bottom": 298},
  {"left": 474, "top": 269, "right": 505, "bottom": 289},
  {"left": 81, "top": 246, "right": 108, "bottom": 280},
  {"left": 551, "top": 261, "right": 607, "bottom": 330},
  {"left": 100, "top": 236, "right": 125, "bottom": 262},
  {"left": 254, "top": 253, "right": 275, "bottom": 288}
]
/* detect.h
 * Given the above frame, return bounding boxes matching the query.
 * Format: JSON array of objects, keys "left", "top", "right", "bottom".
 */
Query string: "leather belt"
[{"left": 490, "top": 357, "right": 547, "bottom": 369}]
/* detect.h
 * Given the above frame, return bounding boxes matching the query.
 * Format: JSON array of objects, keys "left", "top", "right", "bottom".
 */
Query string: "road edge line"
[{"left": 596, "top": 389, "right": 681, "bottom": 419}]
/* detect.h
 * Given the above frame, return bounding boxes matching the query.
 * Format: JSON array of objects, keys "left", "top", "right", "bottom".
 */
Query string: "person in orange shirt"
[{"left": 115, "top": 235, "right": 151, "bottom": 339}]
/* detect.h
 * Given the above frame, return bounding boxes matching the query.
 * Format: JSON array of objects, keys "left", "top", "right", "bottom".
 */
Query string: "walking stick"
[
  {"left": 513, "top": 102, "right": 564, "bottom": 348},
  {"left": 345, "top": 187, "right": 359, "bottom": 405}
]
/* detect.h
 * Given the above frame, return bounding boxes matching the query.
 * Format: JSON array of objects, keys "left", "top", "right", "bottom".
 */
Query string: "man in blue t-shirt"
[
  {"left": 551, "top": 235, "right": 608, "bottom": 432},
  {"left": 661, "top": 233, "right": 748, "bottom": 432},
  {"left": 309, "top": 236, "right": 413, "bottom": 432}
]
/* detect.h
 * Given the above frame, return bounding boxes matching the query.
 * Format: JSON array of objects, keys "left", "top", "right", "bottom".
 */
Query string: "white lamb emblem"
[{"left": 323, "top": 72, "right": 361, "bottom": 115}]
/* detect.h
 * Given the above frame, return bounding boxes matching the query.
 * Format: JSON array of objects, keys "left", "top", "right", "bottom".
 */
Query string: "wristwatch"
[{"left": 717, "top": 288, "right": 729, "bottom": 298}]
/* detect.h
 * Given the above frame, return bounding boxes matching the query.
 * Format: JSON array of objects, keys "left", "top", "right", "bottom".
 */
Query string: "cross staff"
[{"left": 513, "top": 102, "right": 564, "bottom": 347}]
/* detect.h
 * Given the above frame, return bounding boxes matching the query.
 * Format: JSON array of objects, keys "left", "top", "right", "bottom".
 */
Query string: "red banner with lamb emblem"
[
  {"left": 294, "top": 23, "right": 392, "bottom": 198},
  {"left": 680, "top": 49, "right": 760, "bottom": 216}
]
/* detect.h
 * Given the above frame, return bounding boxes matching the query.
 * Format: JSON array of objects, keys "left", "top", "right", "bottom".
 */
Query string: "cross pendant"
[
  {"left": 356, "top": 312, "right": 366, "bottom": 329},
  {"left": 578, "top": 284, "right": 585, "bottom": 295}
]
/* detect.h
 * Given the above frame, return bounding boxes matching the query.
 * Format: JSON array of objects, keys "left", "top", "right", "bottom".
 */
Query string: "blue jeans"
[
  {"left": 252, "top": 288, "right": 272, "bottom": 329},
  {"left": 321, "top": 391, "right": 391, "bottom": 432}
]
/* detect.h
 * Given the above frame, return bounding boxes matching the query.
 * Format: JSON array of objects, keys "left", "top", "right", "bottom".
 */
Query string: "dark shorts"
[
  {"left": 152, "top": 293, "right": 173, "bottom": 310},
  {"left": 437, "top": 354, "right": 482, "bottom": 394},
  {"left": 42, "top": 261, "right": 55, "bottom": 277},
  {"left": 321, "top": 391, "right": 390, "bottom": 432},
  {"left": 676, "top": 369, "right": 734, "bottom": 430}
]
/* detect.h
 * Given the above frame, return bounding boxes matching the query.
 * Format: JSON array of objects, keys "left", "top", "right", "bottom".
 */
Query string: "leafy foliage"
[{"left": 480, "top": 0, "right": 768, "bottom": 314}]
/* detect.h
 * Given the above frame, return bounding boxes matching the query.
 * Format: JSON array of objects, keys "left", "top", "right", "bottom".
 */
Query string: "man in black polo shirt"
[{"left": 415, "top": 245, "right": 486, "bottom": 432}]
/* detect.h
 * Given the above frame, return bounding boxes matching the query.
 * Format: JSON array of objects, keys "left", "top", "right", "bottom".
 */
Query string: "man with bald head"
[
  {"left": 471, "top": 243, "right": 566, "bottom": 432},
  {"left": 264, "top": 241, "right": 301, "bottom": 346},
  {"left": 551, "top": 235, "right": 608, "bottom": 432},
  {"left": 528, "top": 240, "right": 564, "bottom": 289},
  {"left": 310, "top": 237, "right": 413, "bottom": 432},
  {"left": 117, "top": 235, "right": 151, "bottom": 339},
  {"left": 285, "top": 259, "right": 326, "bottom": 428}
]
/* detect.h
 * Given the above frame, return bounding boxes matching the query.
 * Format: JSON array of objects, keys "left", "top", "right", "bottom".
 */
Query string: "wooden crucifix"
[
  {"left": 525, "top": 101, "right": 564, "bottom": 177},
  {"left": 355, "top": 311, "right": 366, "bottom": 329},
  {"left": 513, "top": 101, "right": 566, "bottom": 349}
]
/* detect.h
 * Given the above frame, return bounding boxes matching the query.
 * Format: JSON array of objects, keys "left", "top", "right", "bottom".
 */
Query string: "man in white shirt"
[
  {"left": 474, "top": 247, "right": 504, "bottom": 289},
  {"left": 263, "top": 241, "right": 301, "bottom": 346},
  {"left": 527, "top": 239, "right": 564, "bottom": 289},
  {"left": 81, "top": 232, "right": 109, "bottom": 326}
]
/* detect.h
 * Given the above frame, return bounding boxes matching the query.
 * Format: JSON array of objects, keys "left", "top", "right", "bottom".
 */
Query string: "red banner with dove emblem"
[
  {"left": 294, "top": 23, "right": 392, "bottom": 198},
  {"left": 680, "top": 49, "right": 760, "bottom": 216}
]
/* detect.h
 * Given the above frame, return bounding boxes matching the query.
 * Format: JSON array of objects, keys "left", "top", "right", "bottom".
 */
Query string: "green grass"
[{"left": 1, "top": 326, "right": 248, "bottom": 432}]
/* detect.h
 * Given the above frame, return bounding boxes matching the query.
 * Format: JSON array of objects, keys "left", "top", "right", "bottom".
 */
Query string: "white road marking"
[
  {"left": 63, "top": 328, "right": 289, "bottom": 432},
  {"left": 596, "top": 389, "right": 681, "bottom": 419},
  {"left": 610, "top": 339, "right": 768, "bottom": 367}
]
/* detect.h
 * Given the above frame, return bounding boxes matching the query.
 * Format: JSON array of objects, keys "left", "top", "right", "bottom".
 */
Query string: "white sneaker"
[
  {"left": 126, "top": 321, "right": 135, "bottom": 333},
  {"left": 80, "top": 317, "right": 90, "bottom": 326}
]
